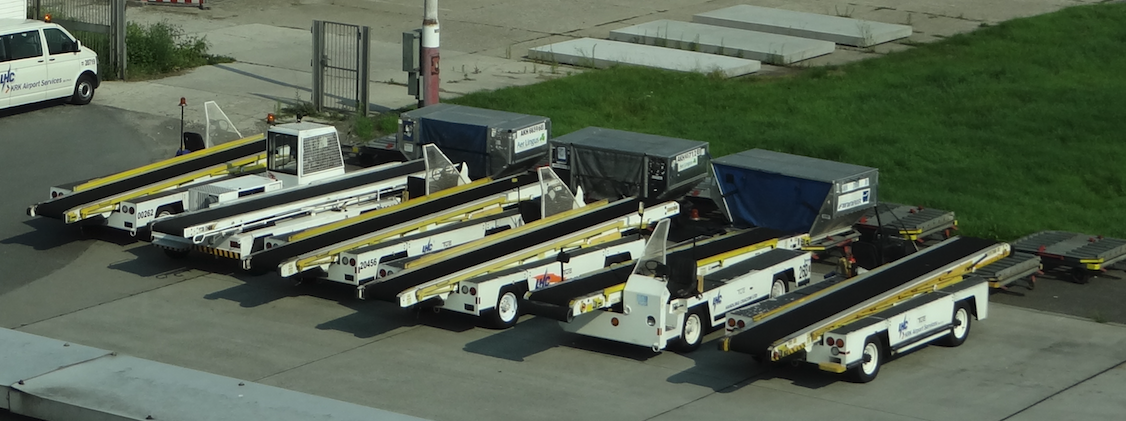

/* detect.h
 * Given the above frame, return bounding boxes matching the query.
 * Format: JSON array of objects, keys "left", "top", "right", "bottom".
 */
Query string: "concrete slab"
[
  {"left": 528, "top": 38, "right": 761, "bottom": 78},
  {"left": 10, "top": 353, "right": 427, "bottom": 421},
  {"left": 0, "top": 329, "right": 109, "bottom": 410},
  {"left": 693, "top": 4, "right": 913, "bottom": 47},
  {"left": 1007, "top": 362, "right": 1126, "bottom": 421},
  {"left": 609, "top": 19, "right": 835, "bottom": 65}
]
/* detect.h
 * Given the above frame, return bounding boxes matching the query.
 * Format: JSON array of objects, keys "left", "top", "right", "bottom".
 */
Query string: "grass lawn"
[{"left": 447, "top": 3, "right": 1126, "bottom": 241}]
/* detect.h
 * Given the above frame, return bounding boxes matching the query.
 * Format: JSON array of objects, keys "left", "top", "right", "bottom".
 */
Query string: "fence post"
[
  {"left": 311, "top": 20, "right": 324, "bottom": 112},
  {"left": 114, "top": 0, "right": 126, "bottom": 80},
  {"left": 358, "top": 26, "right": 370, "bottom": 116}
]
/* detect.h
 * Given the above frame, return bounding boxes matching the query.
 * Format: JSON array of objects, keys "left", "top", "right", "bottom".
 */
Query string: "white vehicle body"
[
  {"left": 328, "top": 209, "right": 526, "bottom": 285},
  {"left": 807, "top": 279, "right": 989, "bottom": 382},
  {"left": 198, "top": 197, "right": 401, "bottom": 259},
  {"left": 0, "top": 16, "right": 100, "bottom": 110},
  {"left": 721, "top": 237, "right": 1009, "bottom": 382},
  {"left": 392, "top": 201, "right": 682, "bottom": 309},
  {"left": 117, "top": 175, "right": 280, "bottom": 236},
  {"left": 276, "top": 166, "right": 578, "bottom": 279},
  {"left": 442, "top": 232, "right": 647, "bottom": 327},
  {"left": 560, "top": 220, "right": 813, "bottom": 352}
]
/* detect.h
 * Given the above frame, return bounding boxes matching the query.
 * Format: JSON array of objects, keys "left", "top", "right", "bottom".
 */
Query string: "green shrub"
[{"left": 126, "top": 21, "right": 233, "bottom": 79}]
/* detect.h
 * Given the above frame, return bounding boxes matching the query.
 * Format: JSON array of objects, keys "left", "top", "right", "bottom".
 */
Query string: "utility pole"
[{"left": 421, "top": 0, "right": 440, "bottom": 106}]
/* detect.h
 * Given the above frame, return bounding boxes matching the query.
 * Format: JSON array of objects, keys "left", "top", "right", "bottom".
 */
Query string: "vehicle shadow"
[
  {"left": 0, "top": 98, "right": 68, "bottom": 118},
  {"left": 1, "top": 219, "right": 135, "bottom": 251},
  {"left": 461, "top": 316, "right": 672, "bottom": 363}
]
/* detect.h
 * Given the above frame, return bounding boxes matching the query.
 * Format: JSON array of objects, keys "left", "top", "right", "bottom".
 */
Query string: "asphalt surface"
[
  {"left": 2, "top": 102, "right": 1125, "bottom": 420},
  {"left": 0, "top": 102, "right": 177, "bottom": 296}
]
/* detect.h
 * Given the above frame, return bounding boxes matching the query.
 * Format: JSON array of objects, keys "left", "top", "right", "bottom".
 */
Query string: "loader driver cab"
[{"left": 268, "top": 132, "right": 299, "bottom": 175}]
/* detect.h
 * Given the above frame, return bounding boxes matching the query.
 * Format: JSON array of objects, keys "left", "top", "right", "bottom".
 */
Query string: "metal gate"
[
  {"left": 312, "top": 20, "right": 370, "bottom": 115},
  {"left": 26, "top": 0, "right": 126, "bottom": 80}
]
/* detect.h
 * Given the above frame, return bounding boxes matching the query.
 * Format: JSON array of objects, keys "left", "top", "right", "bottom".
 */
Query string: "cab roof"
[{"left": 0, "top": 18, "right": 53, "bottom": 31}]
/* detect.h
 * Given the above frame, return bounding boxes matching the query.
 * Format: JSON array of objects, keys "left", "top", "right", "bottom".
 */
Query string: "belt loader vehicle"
[
  {"left": 245, "top": 169, "right": 564, "bottom": 275},
  {"left": 719, "top": 236, "right": 1010, "bottom": 382},
  {"left": 275, "top": 167, "right": 581, "bottom": 286},
  {"left": 146, "top": 143, "right": 466, "bottom": 262},
  {"left": 27, "top": 104, "right": 268, "bottom": 231},
  {"left": 524, "top": 219, "right": 813, "bottom": 352},
  {"left": 390, "top": 199, "right": 680, "bottom": 328},
  {"left": 351, "top": 198, "right": 678, "bottom": 326}
]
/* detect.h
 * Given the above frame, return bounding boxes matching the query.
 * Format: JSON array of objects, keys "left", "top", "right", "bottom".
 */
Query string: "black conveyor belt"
[
  {"left": 151, "top": 160, "right": 425, "bottom": 237},
  {"left": 248, "top": 172, "right": 539, "bottom": 271},
  {"left": 359, "top": 198, "right": 644, "bottom": 301},
  {"left": 727, "top": 236, "right": 998, "bottom": 356},
  {"left": 33, "top": 138, "right": 267, "bottom": 219},
  {"left": 525, "top": 227, "right": 790, "bottom": 307}
]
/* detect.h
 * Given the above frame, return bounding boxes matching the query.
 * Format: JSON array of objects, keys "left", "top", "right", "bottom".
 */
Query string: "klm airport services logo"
[{"left": 0, "top": 67, "right": 14, "bottom": 94}]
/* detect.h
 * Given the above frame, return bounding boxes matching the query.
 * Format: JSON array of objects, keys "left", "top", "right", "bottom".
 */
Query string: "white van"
[{"left": 0, "top": 17, "right": 100, "bottom": 110}]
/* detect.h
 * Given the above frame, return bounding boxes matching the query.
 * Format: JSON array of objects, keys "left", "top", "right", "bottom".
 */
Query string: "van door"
[
  {"left": 1, "top": 29, "right": 48, "bottom": 107},
  {"left": 0, "top": 36, "right": 11, "bottom": 109},
  {"left": 42, "top": 27, "right": 80, "bottom": 100}
]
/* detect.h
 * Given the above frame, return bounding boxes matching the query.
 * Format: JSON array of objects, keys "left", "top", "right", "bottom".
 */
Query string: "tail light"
[
  {"left": 379, "top": 269, "right": 386, "bottom": 277},
  {"left": 611, "top": 317, "right": 619, "bottom": 326},
  {"left": 737, "top": 320, "right": 745, "bottom": 328},
  {"left": 826, "top": 336, "right": 834, "bottom": 346},
  {"left": 835, "top": 338, "right": 844, "bottom": 348},
  {"left": 727, "top": 318, "right": 736, "bottom": 327},
  {"left": 349, "top": 258, "right": 356, "bottom": 266},
  {"left": 469, "top": 287, "right": 477, "bottom": 296}
]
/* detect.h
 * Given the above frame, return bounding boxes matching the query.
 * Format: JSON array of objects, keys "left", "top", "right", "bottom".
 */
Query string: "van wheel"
[
  {"left": 940, "top": 303, "right": 972, "bottom": 347},
  {"left": 849, "top": 335, "right": 882, "bottom": 383},
  {"left": 70, "top": 75, "right": 96, "bottom": 105},
  {"left": 673, "top": 310, "right": 705, "bottom": 353}
]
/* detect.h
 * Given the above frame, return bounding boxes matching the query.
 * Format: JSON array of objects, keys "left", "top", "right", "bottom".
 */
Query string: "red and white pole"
[{"left": 420, "top": 0, "right": 440, "bottom": 107}]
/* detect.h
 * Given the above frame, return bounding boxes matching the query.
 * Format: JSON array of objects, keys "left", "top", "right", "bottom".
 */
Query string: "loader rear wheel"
[
  {"left": 941, "top": 303, "right": 972, "bottom": 347},
  {"left": 770, "top": 276, "right": 788, "bottom": 298},
  {"left": 488, "top": 288, "right": 520, "bottom": 329},
  {"left": 849, "top": 336, "right": 882, "bottom": 383},
  {"left": 673, "top": 310, "right": 704, "bottom": 353}
]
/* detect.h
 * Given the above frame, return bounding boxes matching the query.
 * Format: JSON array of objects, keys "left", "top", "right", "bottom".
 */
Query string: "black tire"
[
  {"left": 488, "top": 287, "right": 521, "bottom": 329},
  {"left": 770, "top": 276, "right": 788, "bottom": 298},
  {"left": 673, "top": 310, "right": 705, "bottom": 353},
  {"left": 848, "top": 335, "right": 882, "bottom": 383},
  {"left": 940, "top": 303, "right": 972, "bottom": 347},
  {"left": 70, "top": 75, "right": 95, "bottom": 105},
  {"left": 163, "top": 248, "right": 190, "bottom": 259}
]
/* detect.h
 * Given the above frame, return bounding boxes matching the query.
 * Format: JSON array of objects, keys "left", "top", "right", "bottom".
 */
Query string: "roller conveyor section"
[
  {"left": 700, "top": 248, "right": 805, "bottom": 290},
  {"left": 151, "top": 160, "right": 425, "bottom": 237},
  {"left": 358, "top": 198, "right": 644, "bottom": 301},
  {"left": 856, "top": 203, "right": 956, "bottom": 241},
  {"left": 974, "top": 252, "right": 1041, "bottom": 289},
  {"left": 726, "top": 236, "right": 998, "bottom": 356},
  {"left": 349, "top": 208, "right": 523, "bottom": 256},
  {"left": 1011, "top": 231, "right": 1126, "bottom": 271},
  {"left": 248, "top": 172, "right": 539, "bottom": 271},
  {"left": 30, "top": 137, "right": 266, "bottom": 219},
  {"left": 525, "top": 227, "right": 790, "bottom": 307}
]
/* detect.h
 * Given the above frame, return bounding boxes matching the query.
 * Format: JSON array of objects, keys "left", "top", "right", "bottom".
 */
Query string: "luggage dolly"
[
  {"left": 855, "top": 203, "right": 958, "bottom": 245},
  {"left": 976, "top": 252, "right": 1043, "bottom": 295},
  {"left": 1010, "top": 231, "right": 1126, "bottom": 284}
]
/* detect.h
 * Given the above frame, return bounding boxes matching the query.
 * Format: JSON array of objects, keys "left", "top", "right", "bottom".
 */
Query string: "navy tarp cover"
[
  {"left": 573, "top": 146, "right": 644, "bottom": 200},
  {"left": 419, "top": 118, "right": 489, "bottom": 180},
  {"left": 714, "top": 164, "right": 831, "bottom": 232}
]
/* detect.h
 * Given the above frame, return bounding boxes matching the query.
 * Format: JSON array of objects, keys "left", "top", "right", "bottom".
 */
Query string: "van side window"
[
  {"left": 0, "top": 38, "right": 9, "bottom": 62},
  {"left": 44, "top": 28, "right": 75, "bottom": 55},
  {"left": 2, "top": 30, "right": 43, "bottom": 61}
]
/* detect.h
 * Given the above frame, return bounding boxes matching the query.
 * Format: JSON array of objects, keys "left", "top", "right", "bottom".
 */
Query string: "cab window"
[
  {"left": 43, "top": 28, "right": 75, "bottom": 55},
  {"left": 268, "top": 132, "right": 300, "bottom": 175},
  {"left": 1, "top": 30, "right": 44, "bottom": 61}
]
